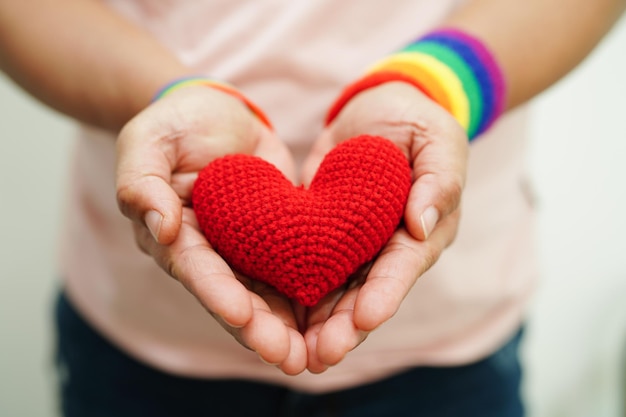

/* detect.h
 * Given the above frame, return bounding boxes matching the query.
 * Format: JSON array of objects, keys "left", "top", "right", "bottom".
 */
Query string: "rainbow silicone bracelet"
[
  {"left": 153, "top": 76, "right": 273, "bottom": 129},
  {"left": 326, "top": 29, "right": 506, "bottom": 141}
]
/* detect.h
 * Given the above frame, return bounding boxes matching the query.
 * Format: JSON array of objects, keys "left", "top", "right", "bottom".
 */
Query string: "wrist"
[
  {"left": 154, "top": 76, "right": 273, "bottom": 130},
  {"left": 326, "top": 28, "right": 506, "bottom": 141}
]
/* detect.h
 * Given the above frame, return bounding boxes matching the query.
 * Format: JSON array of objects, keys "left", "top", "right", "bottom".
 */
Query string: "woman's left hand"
[{"left": 300, "top": 82, "right": 469, "bottom": 373}]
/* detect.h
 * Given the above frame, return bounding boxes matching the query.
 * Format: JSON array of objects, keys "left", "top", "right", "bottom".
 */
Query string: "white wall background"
[
  {"left": 523, "top": 15, "right": 626, "bottom": 417},
  {"left": 0, "top": 72, "right": 74, "bottom": 415},
  {"left": 1, "top": 17, "right": 625, "bottom": 417}
]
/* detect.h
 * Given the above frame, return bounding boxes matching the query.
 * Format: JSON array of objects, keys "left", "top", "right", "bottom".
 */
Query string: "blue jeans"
[{"left": 54, "top": 291, "right": 525, "bottom": 417}]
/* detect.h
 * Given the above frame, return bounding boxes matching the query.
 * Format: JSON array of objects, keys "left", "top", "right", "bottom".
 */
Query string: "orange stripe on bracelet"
[
  {"left": 367, "top": 60, "right": 453, "bottom": 114},
  {"left": 326, "top": 29, "right": 506, "bottom": 141},
  {"left": 369, "top": 53, "right": 470, "bottom": 130}
]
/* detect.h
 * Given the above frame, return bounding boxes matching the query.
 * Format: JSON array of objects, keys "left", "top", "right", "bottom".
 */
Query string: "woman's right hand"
[{"left": 115, "top": 85, "right": 307, "bottom": 375}]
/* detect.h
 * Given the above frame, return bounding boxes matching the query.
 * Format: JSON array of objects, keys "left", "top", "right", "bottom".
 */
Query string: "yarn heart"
[{"left": 191, "top": 135, "right": 412, "bottom": 306}]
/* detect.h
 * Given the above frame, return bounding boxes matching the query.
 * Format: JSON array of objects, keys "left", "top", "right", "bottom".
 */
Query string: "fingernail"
[
  {"left": 145, "top": 210, "right": 163, "bottom": 242},
  {"left": 258, "top": 354, "right": 280, "bottom": 366},
  {"left": 419, "top": 206, "right": 439, "bottom": 239}
]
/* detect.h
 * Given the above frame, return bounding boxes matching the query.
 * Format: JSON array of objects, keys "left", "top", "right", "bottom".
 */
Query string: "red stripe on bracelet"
[{"left": 325, "top": 71, "right": 436, "bottom": 126}]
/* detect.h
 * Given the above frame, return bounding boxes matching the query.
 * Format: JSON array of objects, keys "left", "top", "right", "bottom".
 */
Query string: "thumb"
[
  {"left": 116, "top": 123, "right": 182, "bottom": 245},
  {"left": 404, "top": 132, "right": 468, "bottom": 241},
  {"left": 300, "top": 129, "right": 336, "bottom": 187}
]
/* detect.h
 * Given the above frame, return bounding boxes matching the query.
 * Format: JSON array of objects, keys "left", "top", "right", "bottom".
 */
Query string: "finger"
[
  {"left": 136, "top": 207, "right": 253, "bottom": 327},
  {"left": 304, "top": 323, "right": 328, "bottom": 374},
  {"left": 280, "top": 328, "right": 308, "bottom": 375},
  {"left": 316, "top": 311, "right": 368, "bottom": 367},
  {"left": 315, "top": 283, "right": 368, "bottom": 367},
  {"left": 245, "top": 280, "right": 301, "bottom": 330},
  {"left": 306, "top": 285, "right": 346, "bottom": 328},
  {"left": 304, "top": 286, "right": 346, "bottom": 373},
  {"left": 237, "top": 304, "right": 292, "bottom": 366},
  {"left": 304, "top": 262, "right": 370, "bottom": 329},
  {"left": 404, "top": 122, "right": 468, "bottom": 241},
  {"left": 306, "top": 283, "right": 368, "bottom": 370},
  {"left": 233, "top": 289, "right": 309, "bottom": 373},
  {"left": 138, "top": 217, "right": 296, "bottom": 367},
  {"left": 354, "top": 212, "right": 460, "bottom": 332},
  {"left": 245, "top": 282, "right": 305, "bottom": 369},
  {"left": 300, "top": 129, "right": 335, "bottom": 187},
  {"left": 116, "top": 119, "right": 182, "bottom": 245},
  {"left": 170, "top": 172, "right": 199, "bottom": 205},
  {"left": 230, "top": 272, "right": 308, "bottom": 374},
  {"left": 253, "top": 130, "right": 299, "bottom": 185},
  {"left": 132, "top": 223, "right": 152, "bottom": 255},
  {"left": 137, "top": 207, "right": 306, "bottom": 372}
]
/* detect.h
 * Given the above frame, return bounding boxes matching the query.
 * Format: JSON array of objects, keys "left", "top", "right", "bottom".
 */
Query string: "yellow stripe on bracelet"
[
  {"left": 366, "top": 59, "right": 453, "bottom": 114},
  {"left": 326, "top": 29, "right": 507, "bottom": 141},
  {"left": 368, "top": 53, "right": 470, "bottom": 130}
]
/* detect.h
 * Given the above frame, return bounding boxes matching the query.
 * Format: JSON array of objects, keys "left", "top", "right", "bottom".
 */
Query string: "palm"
[
  {"left": 300, "top": 82, "right": 468, "bottom": 372},
  {"left": 117, "top": 86, "right": 305, "bottom": 375}
]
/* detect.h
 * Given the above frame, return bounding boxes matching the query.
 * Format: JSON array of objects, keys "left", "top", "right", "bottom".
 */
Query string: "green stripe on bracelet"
[
  {"left": 325, "top": 28, "right": 506, "bottom": 141},
  {"left": 402, "top": 42, "right": 483, "bottom": 138}
]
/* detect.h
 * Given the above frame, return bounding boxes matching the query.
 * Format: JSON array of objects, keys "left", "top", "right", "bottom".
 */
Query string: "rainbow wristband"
[
  {"left": 326, "top": 29, "right": 506, "bottom": 141},
  {"left": 154, "top": 76, "right": 273, "bottom": 129}
]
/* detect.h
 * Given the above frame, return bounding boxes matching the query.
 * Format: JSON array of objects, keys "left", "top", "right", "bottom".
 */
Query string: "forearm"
[
  {"left": 0, "top": 0, "right": 189, "bottom": 131},
  {"left": 446, "top": 0, "right": 626, "bottom": 110}
]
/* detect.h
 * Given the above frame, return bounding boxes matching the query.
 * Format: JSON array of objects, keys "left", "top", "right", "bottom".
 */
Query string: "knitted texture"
[{"left": 191, "top": 135, "right": 412, "bottom": 306}]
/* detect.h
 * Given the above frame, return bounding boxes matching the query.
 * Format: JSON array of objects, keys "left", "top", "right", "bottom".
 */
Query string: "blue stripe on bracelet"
[{"left": 419, "top": 32, "right": 497, "bottom": 136}]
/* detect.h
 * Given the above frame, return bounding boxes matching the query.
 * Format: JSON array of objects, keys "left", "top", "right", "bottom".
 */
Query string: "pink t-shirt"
[{"left": 60, "top": 0, "right": 537, "bottom": 393}]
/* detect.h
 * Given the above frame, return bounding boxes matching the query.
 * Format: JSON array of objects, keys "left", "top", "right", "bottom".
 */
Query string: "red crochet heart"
[{"left": 191, "top": 135, "right": 412, "bottom": 306}]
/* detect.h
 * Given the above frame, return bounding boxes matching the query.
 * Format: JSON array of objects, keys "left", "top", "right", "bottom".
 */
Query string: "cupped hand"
[
  {"left": 115, "top": 86, "right": 307, "bottom": 375},
  {"left": 301, "top": 82, "right": 469, "bottom": 373}
]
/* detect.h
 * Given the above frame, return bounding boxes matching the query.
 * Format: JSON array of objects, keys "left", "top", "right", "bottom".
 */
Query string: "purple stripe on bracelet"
[
  {"left": 420, "top": 29, "right": 506, "bottom": 135},
  {"left": 418, "top": 33, "right": 495, "bottom": 135}
]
